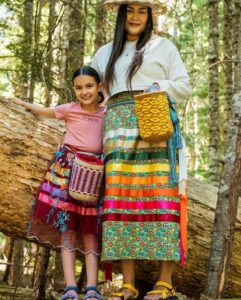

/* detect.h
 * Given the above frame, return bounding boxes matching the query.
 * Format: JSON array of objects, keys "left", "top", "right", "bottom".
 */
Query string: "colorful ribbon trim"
[
  {"left": 103, "top": 213, "right": 179, "bottom": 222},
  {"left": 38, "top": 193, "right": 98, "bottom": 215},
  {"left": 105, "top": 187, "right": 179, "bottom": 197},
  {"left": 104, "top": 200, "right": 180, "bottom": 211}
]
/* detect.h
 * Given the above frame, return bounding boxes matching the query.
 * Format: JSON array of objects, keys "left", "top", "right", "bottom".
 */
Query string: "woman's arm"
[
  {"left": 12, "top": 97, "right": 56, "bottom": 118},
  {"left": 156, "top": 40, "right": 192, "bottom": 103}
]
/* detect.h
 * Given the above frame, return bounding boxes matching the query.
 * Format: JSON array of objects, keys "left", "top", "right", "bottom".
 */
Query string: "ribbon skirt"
[
  {"left": 102, "top": 92, "right": 181, "bottom": 261},
  {"left": 28, "top": 145, "right": 101, "bottom": 254}
]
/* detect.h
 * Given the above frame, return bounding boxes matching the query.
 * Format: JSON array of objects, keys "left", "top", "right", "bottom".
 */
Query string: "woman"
[{"left": 91, "top": 1, "right": 192, "bottom": 299}]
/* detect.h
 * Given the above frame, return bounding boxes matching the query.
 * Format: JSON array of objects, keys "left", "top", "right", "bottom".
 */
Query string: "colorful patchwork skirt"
[
  {"left": 102, "top": 91, "right": 182, "bottom": 262},
  {"left": 28, "top": 145, "right": 101, "bottom": 255}
]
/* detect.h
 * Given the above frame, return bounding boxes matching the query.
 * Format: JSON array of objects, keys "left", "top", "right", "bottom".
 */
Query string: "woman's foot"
[
  {"left": 108, "top": 283, "right": 139, "bottom": 300},
  {"left": 143, "top": 281, "right": 177, "bottom": 300},
  {"left": 84, "top": 285, "right": 102, "bottom": 300},
  {"left": 61, "top": 285, "right": 79, "bottom": 300}
]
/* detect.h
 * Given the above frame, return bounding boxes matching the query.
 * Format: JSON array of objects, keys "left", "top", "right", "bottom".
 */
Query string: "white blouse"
[{"left": 91, "top": 36, "right": 192, "bottom": 103}]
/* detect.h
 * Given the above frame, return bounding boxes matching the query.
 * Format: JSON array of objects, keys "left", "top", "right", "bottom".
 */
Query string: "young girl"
[
  {"left": 12, "top": 66, "right": 105, "bottom": 300},
  {"left": 91, "top": 1, "right": 192, "bottom": 300}
]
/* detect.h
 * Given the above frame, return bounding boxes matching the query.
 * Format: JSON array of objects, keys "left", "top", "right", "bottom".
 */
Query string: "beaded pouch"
[{"left": 134, "top": 90, "right": 174, "bottom": 143}]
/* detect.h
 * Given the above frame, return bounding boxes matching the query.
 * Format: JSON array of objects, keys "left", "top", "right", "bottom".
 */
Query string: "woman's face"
[{"left": 125, "top": 3, "right": 148, "bottom": 41}]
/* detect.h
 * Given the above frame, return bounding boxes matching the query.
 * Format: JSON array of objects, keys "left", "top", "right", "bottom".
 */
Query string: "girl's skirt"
[
  {"left": 28, "top": 145, "right": 101, "bottom": 254},
  {"left": 102, "top": 91, "right": 183, "bottom": 262}
]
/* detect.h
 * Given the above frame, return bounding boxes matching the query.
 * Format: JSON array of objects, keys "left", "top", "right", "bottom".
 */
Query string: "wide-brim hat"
[{"left": 102, "top": 0, "right": 167, "bottom": 15}]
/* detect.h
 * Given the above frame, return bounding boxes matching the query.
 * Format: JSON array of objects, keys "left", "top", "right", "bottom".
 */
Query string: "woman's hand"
[{"left": 144, "top": 82, "right": 160, "bottom": 93}]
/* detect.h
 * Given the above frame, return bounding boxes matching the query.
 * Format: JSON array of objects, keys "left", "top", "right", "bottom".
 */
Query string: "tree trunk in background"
[
  {"left": 208, "top": 0, "right": 220, "bottom": 186},
  {"left": 1, "top": 237, "right": 15, "bottom": 284},
  {"left": 223, "top": 0, "right": 233, "bottom": 142},
  {"left": 232, "top": 0, "right": 241, "bottom": 198},
  {"left": 204, "top": 11, "right": 241, "bottom": 298},
  {"left": 10, "top": 239, "right": 24, "bottom": 287},
  {"left": 1, "top": 98, "right": 241, "bottom": 297},
  {"left": 18, "top": 0, "right": 33, "bottom": 99},
  {"left": 53, "top": 252, "right": 64, "bottom": 292},
  {"left": 232, "top": 0, "right": 241, "bottom": 75},
  {"left": 59, "top": 0, "right": 71, "bottom": 103},
  {"left": 77, "top": 261, "right": 86, "bottom": 292},
  {"left": 31, "top": 245, "right": 40, "bottom": 288},
  {"left": 81, "top": 0, "right": 87, "bottom": 61},
  {"left": 94, "top": 0, "right": 106, "bottom": 51},
  {"left": 44, "top": 0, "right": 56, "bottom": 107},
  {"left": 29, "top": 0, "right": 43, "bottom": 102},
  {"left": 36, "top": 247, "right": 51, "bottom": 300},
  {"left": 68, "top": 0, "right": 86, "bottom": 75}
]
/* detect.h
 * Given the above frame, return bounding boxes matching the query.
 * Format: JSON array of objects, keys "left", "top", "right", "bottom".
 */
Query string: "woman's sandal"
[
  {"left": 84, "top": 286, "right": 102, "bottom": 300},
  {"left": 61, "top": 285, "right": 80, "bottom": 300},
  {"left": 144, "top": 281, "right": 178, "bottom": 300},
  {"left": 110, "top": 283, "right": 139, "bottom": 300}
]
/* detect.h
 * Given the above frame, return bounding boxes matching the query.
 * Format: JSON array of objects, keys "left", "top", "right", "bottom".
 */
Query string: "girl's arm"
[{"left": 12, "top": 97, "right": 56, "bottom": 118}]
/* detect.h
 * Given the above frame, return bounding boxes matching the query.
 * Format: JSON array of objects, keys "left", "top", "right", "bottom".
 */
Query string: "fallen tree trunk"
[{"left": 0, "top": 98, "right": 241, "bottom": 298}]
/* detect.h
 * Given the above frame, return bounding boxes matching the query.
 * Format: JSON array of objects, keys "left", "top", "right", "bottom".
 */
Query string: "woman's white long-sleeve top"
[{"left": 91, "top": 36, "right": 192, "bottom": 103}]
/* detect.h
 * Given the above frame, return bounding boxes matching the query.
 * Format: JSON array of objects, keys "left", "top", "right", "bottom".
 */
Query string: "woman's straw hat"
[{"left": 102, "top": 0, "right": 167, "bottom": 15}]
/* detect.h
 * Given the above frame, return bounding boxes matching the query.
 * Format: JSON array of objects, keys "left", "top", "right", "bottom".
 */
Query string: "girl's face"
[
  {"left": 73, "top": 75, "right": 101, "bottom": 111},
  {"left": 125, "top": 3, "right": 148, "bottom": 41}
]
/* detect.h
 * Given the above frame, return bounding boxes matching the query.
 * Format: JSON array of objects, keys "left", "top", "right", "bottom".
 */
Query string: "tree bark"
[
  {"left": 44, "top": 0, "right": 57, "bottom": 107},
  {"left": 68, "top": 0, "right": 86, "bottom": 75},
  {"left": 0, "top": 98, "right": 241, "bottom": 297},
  {"left": 18, "top": 0, "right": 33, "bottom": 99},
  {"left": 223, "top": 0, "right": 234, "bottom": 141},
  {"left": 29, "top": 0, "right": 43, "bottom": 102},
  {"left": 208, "top": 0, "right": 220, "bottom": 185},
  {"left": 36, "top": 247, "right": 51, "bottom": 300},
  {"left": 94, "top": 0, "right": 107, "bottom": 51},
  {"left": 10, "top": 239, "right": 24, "bottom": 287},
  {"left": 52, "top": 252, "right": 64, "bottom": 292},
  {"left": 58, "top": 0, "right": 71, "bottom": 103},
  {"left": 77, "top": 261, "right": 86, "bottom": 292},
  {"left": 204, "top": 7, "right": 241, "bottom": 299},
  {"left": 1, "top": 237, "right": 15, "bottom": 284}
]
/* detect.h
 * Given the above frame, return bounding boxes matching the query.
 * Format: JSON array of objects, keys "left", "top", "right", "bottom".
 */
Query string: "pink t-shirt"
[{"left": 54, "top": 102, "right": 105, "bottom": 153}]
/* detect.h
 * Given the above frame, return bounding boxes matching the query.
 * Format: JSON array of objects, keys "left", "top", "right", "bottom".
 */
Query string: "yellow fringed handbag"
[{"left": 134, "top": 90, "right": 174, "bottom": 143}]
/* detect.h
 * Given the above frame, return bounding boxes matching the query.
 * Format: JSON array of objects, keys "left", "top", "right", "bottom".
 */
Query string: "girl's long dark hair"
[{"left": 104, "top": 4, "right": 153, "bottom": 93}]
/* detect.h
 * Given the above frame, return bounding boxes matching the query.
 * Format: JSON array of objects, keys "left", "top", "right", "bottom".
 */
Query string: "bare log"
[
  {"left": 0, "top": 98, "right": 64, "bottom": 238},
  {"left": 0, "top": 98, "right": 240, "bottom": 298}
]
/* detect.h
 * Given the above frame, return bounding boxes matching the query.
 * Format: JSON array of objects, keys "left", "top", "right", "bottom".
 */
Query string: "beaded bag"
[{"left": 134, "top": 89, "right": 174, "bottom": 143}]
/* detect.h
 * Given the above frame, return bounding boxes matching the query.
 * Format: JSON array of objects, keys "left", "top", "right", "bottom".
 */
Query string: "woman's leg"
[
  {"left": 122, "top": 260, "right": 135, "bottom": 286},
  {"left": 109, "top": 260, "right": 137, "bottom": 300},
  {"left": 158, "top": 261, "right": 174, "bottom": 284},
  {"left": 144, "top": 260, "right": 175, "bottom": 300}
]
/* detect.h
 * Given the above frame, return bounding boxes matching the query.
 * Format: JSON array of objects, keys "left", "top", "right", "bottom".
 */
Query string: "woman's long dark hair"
[{"left": 104, "top": 4, "right": 153, "bottom": 93}]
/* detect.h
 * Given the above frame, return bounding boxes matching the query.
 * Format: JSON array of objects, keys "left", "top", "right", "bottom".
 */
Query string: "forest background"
[{"left": 0, "top": 0, "right": 240, "bottom": 299}]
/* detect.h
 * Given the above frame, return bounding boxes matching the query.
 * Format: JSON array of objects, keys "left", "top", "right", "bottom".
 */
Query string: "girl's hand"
[
  {"left": 12, "top": 97, "right": 25, "bottom": 106},
  {"left": 10, "top": 97, "right": 56, "bottom": 118}
]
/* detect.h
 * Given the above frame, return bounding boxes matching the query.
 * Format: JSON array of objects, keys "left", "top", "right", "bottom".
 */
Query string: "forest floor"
[
  {"left": 0, "top": 284, "right": 240, "bottom": 300},
  {"left": 0, "top": 285, "right": 188, "bottom": 300}
]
